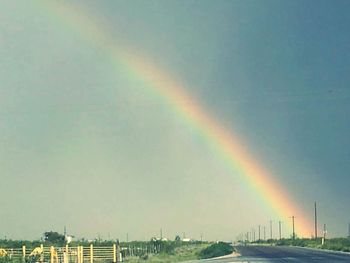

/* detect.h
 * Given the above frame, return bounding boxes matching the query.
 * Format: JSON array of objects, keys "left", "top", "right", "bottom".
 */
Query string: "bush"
[{"left": 197, "top": 242, "right": 233, "bottom": 259}]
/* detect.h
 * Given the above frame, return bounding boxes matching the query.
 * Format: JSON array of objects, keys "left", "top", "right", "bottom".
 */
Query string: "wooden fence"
[{"left": 0, "top": 244, "right": 121, "bottom": 263}]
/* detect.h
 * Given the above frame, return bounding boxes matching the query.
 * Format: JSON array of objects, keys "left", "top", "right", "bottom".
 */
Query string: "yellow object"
[
  {"left": 90, "top": 244, "right": 93, "bottom": 263},
  {"left": 22, "top": 246, "right": 26, "bottom": 260},
  {"left": 77, "top": 246, "right": 81, "bottom": 263},
  {"left": 29, "top": 247, "right": 43, "bottom": 256},
  {"left": 64, "top": 244, "right": 69, "bottom": 263},
  {"left": 78, "top": 246, "right": 83, "bottom": 263},
  {"left": 113, "top": 244, "right": 116, "bottom": 263},
  {"left": 80, "top": 246, "right": 84, "bottom": 263},
  {"left": 0, "top": 249, "right": 7, "bottom": 257},
  {"left": 40, "top": 244, "right": 44, "bottom": 262},
  {"left": 50, "top": 246, "right": 58, "bottom": 263}
]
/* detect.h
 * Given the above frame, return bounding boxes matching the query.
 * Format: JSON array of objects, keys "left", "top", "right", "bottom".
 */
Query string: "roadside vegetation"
[
  {"left": 245, "top": 237, "right": 350, "bottom": 253},
  {"left": 125, "top": 242, "right": 209, "bottom": 263},
  {"left": 197, "top": 242, "right": 233, "bottom": 259},
  {"left": 124, "top": 241, "right": 235, "bottom": 262},
  {"left": 276, "top": 237, "right": 350, "bottom": 252}
]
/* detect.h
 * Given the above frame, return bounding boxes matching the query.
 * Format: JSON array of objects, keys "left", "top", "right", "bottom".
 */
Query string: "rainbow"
[{"left": 36, "top": 2, "right": 312, "bottom": 237}]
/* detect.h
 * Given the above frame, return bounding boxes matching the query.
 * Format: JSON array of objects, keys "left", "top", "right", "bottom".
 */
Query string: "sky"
[{"left": 0, "top": 0, "right": 350, "bottom": 241}]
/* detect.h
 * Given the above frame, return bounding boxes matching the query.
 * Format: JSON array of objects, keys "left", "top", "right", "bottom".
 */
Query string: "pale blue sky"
[{"left": 0, "top": 0, "right": 349, "bottom": 240}]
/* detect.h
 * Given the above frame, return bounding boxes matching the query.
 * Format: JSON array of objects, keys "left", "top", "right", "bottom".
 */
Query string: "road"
[{"left": 190, "top": 245, "right": 350, "bottom": 262}]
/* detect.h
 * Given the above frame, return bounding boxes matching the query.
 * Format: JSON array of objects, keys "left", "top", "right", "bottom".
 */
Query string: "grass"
[
  {"left": 275, "top": 237, "right": 350, "bottom": 252},
  {"left": 250, "top": 237, "right": 350, "bottom": 253},
  {"left": 124, "top": 243, "right": 209, "bottom": 263}
]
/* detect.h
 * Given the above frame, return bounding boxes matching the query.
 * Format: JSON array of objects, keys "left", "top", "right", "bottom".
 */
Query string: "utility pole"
[
  {"left": 278, "top": 221, "right": 282, "bottom": 240},
  {"left": 263, "top": 226, "right": 266, "bottom": 240},
  {"left": 126, "top": 233, "right": 129, "bottom": 243},
  {"left": 290, "top": 216, "right": 296, "bottom": 240},
  {"left": 160, "top": 228, "right": 163, "bottom": 239},
  {"left": 348, "top": 223, "right": 350, "bottom": 238},
  {"left": 258, "top": 225, "right": 261, "bottom": 241},
  {"left": 314, "top": 202, "right": 318, "bottom": 239},
  {"left": 270, "top": 220, "right": 273, "bottom": 240}
]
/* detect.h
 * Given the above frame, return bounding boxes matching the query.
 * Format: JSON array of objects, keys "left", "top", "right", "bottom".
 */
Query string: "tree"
[{"left": 44, "top": 231, "right": 65, "bottom": 243}]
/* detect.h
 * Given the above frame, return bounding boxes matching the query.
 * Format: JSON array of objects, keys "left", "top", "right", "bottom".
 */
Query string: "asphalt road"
[{"left": 191, "top": 245, "right": 350, "bottom": 262}]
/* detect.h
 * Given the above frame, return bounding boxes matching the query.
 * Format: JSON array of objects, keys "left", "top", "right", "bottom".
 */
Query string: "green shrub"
[{"left": 197, "top": 242, "right": 233, "bottom": 259}]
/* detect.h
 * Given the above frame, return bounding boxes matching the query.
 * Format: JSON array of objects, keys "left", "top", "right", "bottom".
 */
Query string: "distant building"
[
  {"left": 64, "top": 226, "right": 74, "bottom": 244},
  {"left": 151, "top": 237, "right": 168, "bottom": 242},
  {"left": 65, "top": 235, "right": 74, "bottom": 244}
]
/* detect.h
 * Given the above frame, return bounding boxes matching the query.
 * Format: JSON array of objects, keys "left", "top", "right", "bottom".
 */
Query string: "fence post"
[
  {"left": 22, "top": 245, "right": 26, "bottom": 263},
  {"left": 90, "top": 244, "right": 93, "bottom": 263},
  {"left": 65, "top": 244, "right": 69, "bottom": 263},
  {"left": 81, "top": 246, "right": 84, "bottom": 263},
  {"left": 78, "top": 246, "right": 81, "bottom": 263},
  {"left": 40, "top": 244, "right": 44, "bottom": 263},
  {"left": 113, "top": 244, "right": 116, "bottom": 263},
  {"left": 50, "top": 246, "right": 54, "bottom": 263}
]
